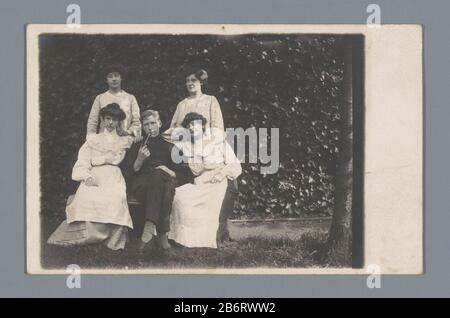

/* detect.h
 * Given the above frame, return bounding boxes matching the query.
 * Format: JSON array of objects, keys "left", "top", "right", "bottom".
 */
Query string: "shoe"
[
  {"left": 217, "top": 230, "right": 232, "bottom": 243},
  {"left": 137, "top": 238, "right": 155, "bottom": 254},
  {"left": 157, "top": 233, "right": 171, "bottom": 250}
]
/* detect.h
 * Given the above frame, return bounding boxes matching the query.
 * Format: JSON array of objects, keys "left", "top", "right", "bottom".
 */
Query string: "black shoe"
[
  {"left": 217, "top": 230, "right": 232, "bottom": 243},
  {"left": 137, "top": 238, "right": 155, "bottom": 254},
  {"left": 157, "top": 233, "right": 172, "bottom": 250}
]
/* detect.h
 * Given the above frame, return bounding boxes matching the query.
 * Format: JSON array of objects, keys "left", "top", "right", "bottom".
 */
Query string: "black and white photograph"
[{"left": 26, "top": 24, "right": 422, "bottom": 274}]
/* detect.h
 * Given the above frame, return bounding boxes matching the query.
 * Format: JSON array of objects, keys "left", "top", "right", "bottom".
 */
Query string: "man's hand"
[
  {"left": 134, "top": 144, "right": 150, "bottom": 172},
  {"left": 156, "top": 165, "right": 176, "bottom": 178},
  {"left": 137, "top": 145, "right": 151, "bottom": 161},
  {"left": 84, "top": 176, "right": 99, "bottom": 187}
]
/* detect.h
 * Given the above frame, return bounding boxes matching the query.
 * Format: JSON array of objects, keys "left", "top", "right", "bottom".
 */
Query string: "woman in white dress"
[
  {"left": 47, "top": 103, "right": 134, "bottom": 250},
  {"left": 168, "top": 112, "right": 242, "bottom": 248},
  {"left": 165, "top": 68, "right": 224, "bottom": 139}
]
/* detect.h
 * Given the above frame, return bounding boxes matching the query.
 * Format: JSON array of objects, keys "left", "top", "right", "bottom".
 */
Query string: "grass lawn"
[{"left": 41, "top": 233, "right": 332, "bottom": 270}]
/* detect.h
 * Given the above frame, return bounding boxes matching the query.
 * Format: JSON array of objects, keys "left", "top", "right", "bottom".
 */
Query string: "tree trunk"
[{"left": 327, "top": 38, "right": 353, "bottom": 266}]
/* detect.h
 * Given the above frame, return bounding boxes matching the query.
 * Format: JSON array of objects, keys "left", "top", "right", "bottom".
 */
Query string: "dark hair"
[
  {"left": 99, "top": 103, "right": 126, "bottom": 121},
  {"left": 186, "top": 68, "right": 208, "bottom": 85},
  {"left": 104, "top": 63, "right": 126, "bottom": 78},
  {"left": 181, "top": 112, "right": 207, "bottom": 130}
]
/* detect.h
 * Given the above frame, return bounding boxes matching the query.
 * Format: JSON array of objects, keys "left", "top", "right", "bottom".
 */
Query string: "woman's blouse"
[
  {"left": 72, "top": 131, "right": 133, "bottom": 182},
  {"left": 175, "top": 136, "right": 242, "bottom": 184},
  {"left": 170, "top": 94, "right": 224, "bottom": 131}
]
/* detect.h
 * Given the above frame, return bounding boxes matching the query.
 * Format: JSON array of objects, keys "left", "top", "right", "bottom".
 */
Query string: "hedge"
[{"left": 39, "top": 33, "right": 345, "bottom": 220}]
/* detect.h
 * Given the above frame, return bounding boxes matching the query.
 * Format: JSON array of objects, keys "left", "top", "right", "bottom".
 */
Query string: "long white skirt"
[
  {"left": 47, "top": 220, "right": 128, "bottom": 250},
  {"left": 168, "top": 179, "right": 227, "bottom": 248},
  {"left": 47, "top": 165, "right": 132, "bottom": 251},
  {"left": 66, "top": 165, "right": 133, "bottom": 228}
]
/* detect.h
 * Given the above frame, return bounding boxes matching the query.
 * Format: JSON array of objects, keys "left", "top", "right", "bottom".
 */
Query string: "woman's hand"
[
  {"left": 133, "top": 135, "right": 144, "bottom": 143},
  {"left": 84, "top": 176, "right": 98, "bottom": 187},
  {"left": 116, "top": 126, "right": 130, "bottom": 137},
  {"left": 211, "top": 171, "right": 225, "bottom": 183},
  {"left": 131, "top": 128, "right": 143, "bottom": 143},
  {"left": 193, "top": 176, "right": 203, "bottom": 185}
]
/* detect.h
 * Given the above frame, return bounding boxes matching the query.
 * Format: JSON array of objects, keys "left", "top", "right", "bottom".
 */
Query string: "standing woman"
[
  {"left": 87, "top": 64, "right": 142, "bottom": 141},
  {"left": 166, "top": 69, "right": 224, "bottom": 136}
]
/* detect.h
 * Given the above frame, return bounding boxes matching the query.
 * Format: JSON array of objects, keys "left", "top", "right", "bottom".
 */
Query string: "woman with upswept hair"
[
  {"left": 47, "top": 103, "right": 134, "bottom": 250},
  {"left": 167, "top": 68, "right": 224, "bottom": 135}
]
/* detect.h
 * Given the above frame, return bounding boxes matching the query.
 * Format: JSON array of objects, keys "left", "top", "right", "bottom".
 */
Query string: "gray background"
[{"left": 0, "top": 0, "right": 441, "bottom": 297}]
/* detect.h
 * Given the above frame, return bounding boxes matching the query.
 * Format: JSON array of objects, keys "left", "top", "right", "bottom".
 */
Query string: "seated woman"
[
  {"left": 47, "top": 103, "right": 134, "bottom": 250},
  {"left": 168, "top": 112, "right": 242, "bottom": 248}
]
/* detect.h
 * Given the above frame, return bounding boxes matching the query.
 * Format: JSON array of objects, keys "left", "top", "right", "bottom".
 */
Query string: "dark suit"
[{"left": 122, "top": 135, "right": 193, "bottom": 234}]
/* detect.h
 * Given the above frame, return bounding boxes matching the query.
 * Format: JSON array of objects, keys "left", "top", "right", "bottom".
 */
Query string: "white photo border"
[{"left": 26, "top": 24, "right": 423, "bottom": 275}]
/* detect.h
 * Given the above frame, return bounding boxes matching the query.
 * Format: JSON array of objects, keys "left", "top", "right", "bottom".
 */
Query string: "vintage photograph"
[{"left": 26, "top": 25, "right": 422, "bottom": 274}]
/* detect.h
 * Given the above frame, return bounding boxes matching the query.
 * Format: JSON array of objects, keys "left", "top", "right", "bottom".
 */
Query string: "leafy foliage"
[{"left": 39, "top": 34, "right": 345, "bottom": 220}]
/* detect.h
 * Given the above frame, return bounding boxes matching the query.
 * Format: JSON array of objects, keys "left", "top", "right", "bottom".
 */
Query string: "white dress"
[
  {"left": 168, "top": 137, "right": 241, "bottom": 248},
  {"left": 47, "top": 131, "right": 134, "bottom": 250}
]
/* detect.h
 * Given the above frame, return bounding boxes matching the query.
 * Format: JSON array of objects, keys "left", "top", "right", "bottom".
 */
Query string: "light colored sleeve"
[
  {"left": 91, "top": 137, "right": 133, "bottom": 166},
  {"left": 86, "top": 95, "right": 101, "bottom": 135},
  {"left": 72, "top": 142, "right": 93, "bottom": 182},
  {"left": 170, "top": 101, "right": 184, "bottom": 128},
  {"left": 108, "top": 137, "right": 133, "bottom": 165},
  {"left": 107, "top": 148, "right": 128, "bottom": 165},
  {"left": 128, "top": 95, "right": 141, "bottom": 135},
  {"left": 91, "top": 149, "right": 127, "bottom": 166},
  {"left": 192, "top": 142, "right": 241, "bottom": 184},
  {"left": 210, "top": 96, "right": 224, "bottom": 131},
  {"left": 189, "top": 162, "right": 206, "bottom": 176},
  {"left": 221, "top": 141, "right": 242, "bottom": 180}
]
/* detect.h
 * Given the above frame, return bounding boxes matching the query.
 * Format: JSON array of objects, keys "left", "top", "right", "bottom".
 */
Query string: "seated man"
[{"left": 123, "top": 109, "right": 192, "bottom": 253}]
